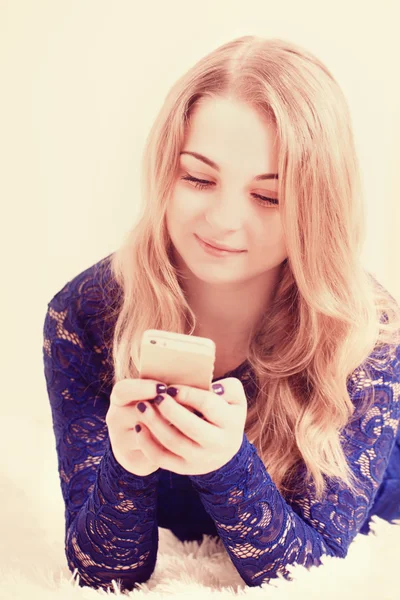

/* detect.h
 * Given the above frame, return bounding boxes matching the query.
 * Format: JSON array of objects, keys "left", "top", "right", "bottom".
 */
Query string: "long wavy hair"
[{"left": 102, "top": 36, "right": 400, "bottom": 502}]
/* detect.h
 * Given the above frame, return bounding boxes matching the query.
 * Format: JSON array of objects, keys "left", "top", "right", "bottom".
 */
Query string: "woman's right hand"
[{"left": 106, "top": 378, "right": 168, "bottom": 477}]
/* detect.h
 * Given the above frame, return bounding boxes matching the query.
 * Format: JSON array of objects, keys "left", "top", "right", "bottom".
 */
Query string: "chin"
[{"left": 191, "top": 261, "right": 250, "bottom": 284}]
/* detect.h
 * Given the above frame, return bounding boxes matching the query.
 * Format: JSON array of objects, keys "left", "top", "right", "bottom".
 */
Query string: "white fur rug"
[{"left": 2, "top": 412, "right": 399, "bottom": 599}]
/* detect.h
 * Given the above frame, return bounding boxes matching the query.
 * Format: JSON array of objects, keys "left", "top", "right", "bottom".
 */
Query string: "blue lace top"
[{"left": 42, "top": 253, "right": 400, "bottom": 593}]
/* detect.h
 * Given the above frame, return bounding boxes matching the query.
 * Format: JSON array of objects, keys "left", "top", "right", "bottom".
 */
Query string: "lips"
[{"left": 198, "top": 235, "right": 244, "bottom": 252}]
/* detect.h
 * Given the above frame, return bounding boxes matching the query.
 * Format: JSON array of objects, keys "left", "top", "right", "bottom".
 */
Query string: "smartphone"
[{"left": 138, "top": 329, "right": 216, "bottom": 390}]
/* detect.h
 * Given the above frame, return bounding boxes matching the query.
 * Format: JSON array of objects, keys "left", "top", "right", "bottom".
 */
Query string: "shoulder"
[
  {"left": 346, "top": 340, "right": 400, "bottom": 431},
  {"left": 345, "top": 273, "right": 400, "bottom": 412},
  {"left": 366, "top": 271, "right": 400, "bottom": 320},
  {"left": 45, "top": 252, "right": 120, "bottom": 347},
  {"left": 47, "top": 252, "right": 115, "bottom": 306}
]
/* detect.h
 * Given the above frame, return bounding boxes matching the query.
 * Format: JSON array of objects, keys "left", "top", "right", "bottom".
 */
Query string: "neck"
[{"left": 180, "top": 264, "right": 283, "bottom": 348}]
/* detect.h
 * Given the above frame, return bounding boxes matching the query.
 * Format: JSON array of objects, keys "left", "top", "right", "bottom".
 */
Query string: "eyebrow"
[{"left": 180, "top": 151, "right": 279, "bottom": 180}]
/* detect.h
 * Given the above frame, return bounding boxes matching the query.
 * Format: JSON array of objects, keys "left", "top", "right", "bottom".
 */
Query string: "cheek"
[
  {"left": 165, "top": 195, "right": 194, "bottom": 249},
  {"left": 168, "top": 190, "right": 201, "bottom": 227},
  {"left": 253, "top": 218, "right": 287, "bottom": 260},
  {"left": 264, "top": 226, "right": 285, "bottom": 248}
]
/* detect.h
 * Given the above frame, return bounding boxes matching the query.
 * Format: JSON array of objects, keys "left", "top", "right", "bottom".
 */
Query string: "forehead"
[{"left": 183, "top": 96, "right": 279, "bottom": 171}]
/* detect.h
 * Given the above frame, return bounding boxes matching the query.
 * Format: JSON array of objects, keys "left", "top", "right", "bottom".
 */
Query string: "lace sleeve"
[
  {"left": 189, "top": 345, "right": 400, "bottom": 586},
  {"left": 42, "top": 287, "right": 160, "bottom": 593}
]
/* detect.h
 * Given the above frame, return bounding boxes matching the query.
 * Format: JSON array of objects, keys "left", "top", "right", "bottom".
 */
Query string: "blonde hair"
[{"left": 101, "top": 36, "right": 400, "bottom": 502}]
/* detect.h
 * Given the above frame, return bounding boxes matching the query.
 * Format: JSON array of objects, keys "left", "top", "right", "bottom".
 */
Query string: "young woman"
[{"left": 43, "top": 36, "right": 400, "bottom": 593}]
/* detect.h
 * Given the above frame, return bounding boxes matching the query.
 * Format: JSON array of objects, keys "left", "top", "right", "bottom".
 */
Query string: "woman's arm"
[
  {"left": 43, "top": 293, "right": 160, "bottom": 593},
  {"left": 189, "top": 345, "right": 400, "bottom": 586}
]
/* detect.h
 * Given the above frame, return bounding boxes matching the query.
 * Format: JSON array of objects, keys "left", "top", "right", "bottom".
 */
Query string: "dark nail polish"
[
  {"left": 157, "top": 383, "right": 167, "bottom": 394},
  {"left": 212, "top": 383, "right": 224, "bottom": 395},
  {"left": 154, "top": 394, "right": 165, "bottom": 405},
  {"left": 166, "top": 386, "right": 178, "bottom": 397},
  {"left": 137, "top": 402, "right": 147, "bottom": 413},
  {"left": 135, "top": 424, "right": 141, "bottom": 432}
]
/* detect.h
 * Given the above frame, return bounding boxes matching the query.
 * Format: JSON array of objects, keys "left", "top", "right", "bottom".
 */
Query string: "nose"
[{"left": 205, "top": 194, "right": 244, "bottom": 231}]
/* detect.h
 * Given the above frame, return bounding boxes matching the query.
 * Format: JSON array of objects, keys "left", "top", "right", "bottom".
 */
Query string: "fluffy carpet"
[{"left": 2, "top": 412, "right": 399, "bottom": 599}]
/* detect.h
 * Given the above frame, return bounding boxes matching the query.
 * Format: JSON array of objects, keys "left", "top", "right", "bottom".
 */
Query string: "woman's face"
[{"left": 166, "top": 95, "right": 288, "bottom": 286}]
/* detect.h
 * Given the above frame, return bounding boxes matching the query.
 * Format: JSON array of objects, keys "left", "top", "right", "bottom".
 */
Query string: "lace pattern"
[
  {"left": 43, "top": 262, "right": 160, "bottom": 592},
  {"left": 43, "top": 255, "right": 400, "bottom": 589},
  {"left": 189, "top": 344, "right": 400, "bottom": 585}
]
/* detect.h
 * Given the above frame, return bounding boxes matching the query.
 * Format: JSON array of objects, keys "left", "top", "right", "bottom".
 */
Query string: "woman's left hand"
[{"left": 134, "top": 377, "right": 247, "bottom": 475}]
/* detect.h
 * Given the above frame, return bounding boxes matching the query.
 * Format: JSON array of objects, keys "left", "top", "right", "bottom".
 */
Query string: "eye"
[
  {"left": 180, "top": 174, "right": 279, "bottom": 207},
  {"left": 181, "top": 174, "right": 210, "bottom": 191}
]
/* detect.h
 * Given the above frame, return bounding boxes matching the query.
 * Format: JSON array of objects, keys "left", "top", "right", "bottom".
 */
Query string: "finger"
[
  {"left": 153, "top": 393, "right": 223, "bottom": 445},
  {"left": 110, "top": 378, "right": 166, "bottom": 407},
  {"left": 169, "top": 381, "right": 240, "bottom": 428},
  {"left": 211, "top": 377, "right": 246, "bottom": 405},
  {"left": 136, "top": 423, "right": 185, "bottom": 471},
  {"left": 178, "top": 377, "right": 243, "bottom": 406},
  {"left": 136, "top": 398, "right": 203, "bottom": 452}
]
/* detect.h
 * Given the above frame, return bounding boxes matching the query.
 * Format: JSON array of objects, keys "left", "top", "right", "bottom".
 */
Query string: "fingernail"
[
  {"left": 166, "top": 386, "right": 178, "bottom": 397},
  {"left": 157, "top": 383, "right": 167, "bottom": 394},
  {"left": 135, "top": 424, "right": 142, "bottom": 432},
  {"left": 137, "top": 402, "right": 147, "bottom": 413},
  {"left": 154, "top": 394, "right": 165, "bottom": 405},
  {"left": 212, "top": 383, "right": 224, "bottom": 395}
]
